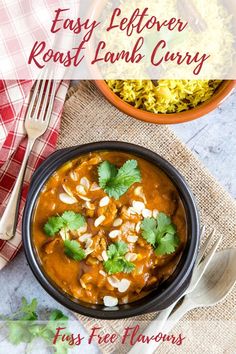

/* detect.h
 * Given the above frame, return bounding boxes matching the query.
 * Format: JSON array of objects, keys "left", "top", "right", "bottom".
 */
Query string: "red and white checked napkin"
[{"left": 0, "top": 79, "right": 68, "bottom": 270}]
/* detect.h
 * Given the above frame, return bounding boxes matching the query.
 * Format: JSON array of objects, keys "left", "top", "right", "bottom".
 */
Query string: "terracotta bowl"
[{"left": 95, "top": 80, "right": 236, "bottom": 125}]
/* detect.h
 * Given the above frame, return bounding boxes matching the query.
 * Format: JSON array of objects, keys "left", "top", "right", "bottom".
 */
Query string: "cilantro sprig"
[
  {"left": 98, "top": 160, "right": 142, "bottom": 199},
  {"left": 0, "top": 297, "right": 70, "bottom": 353},
  {"left": 103, "top": 241, "right": 135, "bottom": 274},
  {"left": 43, "top": 211, "right": 86, "bottom": 262},
  {"left": 44, "top": 211, "right": 85, "bottom": 237},
  {"left": 141, "top": 212, "right": 179, "bottom": 255},
  {"left": 64, "top": 240, "right": 86, "bottom": 261}
]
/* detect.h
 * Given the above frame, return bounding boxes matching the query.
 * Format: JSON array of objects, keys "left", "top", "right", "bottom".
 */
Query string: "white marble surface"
[{"left": 0, "top": 89, "right": 235, "bottom": 354}]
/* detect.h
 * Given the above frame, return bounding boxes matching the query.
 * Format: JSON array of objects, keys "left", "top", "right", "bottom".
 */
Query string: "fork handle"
[
  {"left": 128, "top": 300, "right": 192, "bottom": 354},
  {"left": 0, "top": 139, "right": 35, "bottom": 240},
  {"left": 128, "top": 302, "right": 177, "bottom": 354},
  {"left": 153, "top": 299, "right": 193, "bottom": 347}
]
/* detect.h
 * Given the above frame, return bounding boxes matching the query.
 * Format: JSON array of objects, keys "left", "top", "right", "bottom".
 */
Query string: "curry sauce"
[{"left": 33, "top": 151, "right": 187, "bottom": 306}]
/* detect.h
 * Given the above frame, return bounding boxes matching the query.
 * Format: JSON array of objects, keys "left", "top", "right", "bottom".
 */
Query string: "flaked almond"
[
  {"left": 80, "top": 279, "right": 87, "bottom": 289},
  {"left": 88, "top": 156, "right": 102, "bottom": 165},
  {"left": 84, "top": 201, "right": 95, "bottom": 210},
  {"left": 128, "top": 243, "right": 135, "bottom": 251},
  {"left": 69, "top": 171, "right": 78, "bottom": 181},
  {"left": 113, "top": 218, "right": 123, "bottom": 227},
  {"left": 90, "top": 182, "right": 101, "bottom": 191},
  {"left": 84, "top": 248, "right": 94, "bottom": 256},
  {"left": 135, "top": 221, "right": 141, "bottom": 233},
  {"left": 134, "top": 186, "right": 147, "bottom": 202},
  {"left": 109, "top": 230, "right": 121, "bottom": 239},
  {"left": 77, "top": 195, "right": 91, "bottom": 202},
  {"left": 99, "top": 196, "right": 110, "bottom": 207},
  {"left": 62, "top": 184, "right": 74, "bottom": 197},
  {"left": 153, "top": 209, "right": 159, "bottom": 218},
  {"left": 103, "top": 296, "right": 118, "bottom": 307},
  {"left": 76, "top": 185, "right": 87, "bottom": 195},
  {"left": 121, "top": 295, "right": 129, "bottom": 304},
  {"left": 59, "top": 193, "right": 77, "bottom": 205},
  {"left": 134, "top": 186, "right": 143, "bottom": 196},
  {"left": 80, "top": 177, "right": 90, "bottom": 190},
  {"left": 127, "top": 235, "right": 138, "bottom": 243},
  {"left": 102, "top": 250, "right": 108, "bottom": 261},
  {"left": 142, "top": 209, "right": 152, "bottom": 218},
  {"left": 125, "top": 252, "right": 138, "bottom": 262},
  {"left": 118, "top": 279, "right": 131, "bottom": 293},
  {"left": 85, "top": 238, "right": 93, "bottom": 248},
  {"left": 59, "top": 229, "right": 69, "bottom": 241},
  {"left": 79, "top": 233, "right": 92, "bottom": 242},
  {"left": 128, "top": 207, "right": 137, "bottom": 215},
  {"left": 132, "top": 201, "right": 145, "bottom": 214},
  {"left": 94, "top": 215, "right": 106, "bottom": 227},
  {"left": 107, "top": 276, "right": 120, "bottom": 288},
  {"left": 77, "top": 224, "right": 87, "bottom": 235},
  {"left": 121, "top": 222, "right": 135, "bottom": 233}
]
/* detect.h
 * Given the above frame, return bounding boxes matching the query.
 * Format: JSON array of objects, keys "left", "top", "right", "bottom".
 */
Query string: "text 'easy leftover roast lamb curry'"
[{"left": 33, "top": 151, "right": 187, "bottom": 307}]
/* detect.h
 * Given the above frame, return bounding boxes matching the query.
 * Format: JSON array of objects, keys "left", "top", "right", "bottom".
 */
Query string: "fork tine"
[
  {"left": 37, "top": 70, "right": 54, "bottom": 122},
  {"left": 38, "top": 80, "right": 53, "bottom": 122},
  {"left": 33, "top": 80, "right": 48, "bottom": 120},
  {"left": 188, "top": 231, "right": 222, "bottom": 293},
  {"left": 26, "top": 80, "right": 41, "bottom": 119},
  {"left": 196, "top": 228, "right": 216, "bottom": 266},
  {"left": 43, "top": 80, "right": 58, "bottom": 124}
]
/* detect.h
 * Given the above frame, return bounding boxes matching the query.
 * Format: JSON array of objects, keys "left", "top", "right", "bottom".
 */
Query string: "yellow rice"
[{"left": 106, "top": 80, "right": 222, "bottom": 114}]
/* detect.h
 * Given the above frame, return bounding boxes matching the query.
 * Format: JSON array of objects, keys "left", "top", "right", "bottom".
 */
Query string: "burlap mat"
[{"left": 58, "top": 81, "right": 236, "bottom": 354}]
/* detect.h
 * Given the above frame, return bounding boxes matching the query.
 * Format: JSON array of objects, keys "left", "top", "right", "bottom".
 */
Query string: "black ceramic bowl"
[{"left": 22, "top": 141, "right": 200, "bottom": 319}]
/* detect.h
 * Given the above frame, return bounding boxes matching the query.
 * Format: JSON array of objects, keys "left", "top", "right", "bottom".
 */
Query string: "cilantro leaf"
[
  {"left": 123, "top": 260, "right": 136, "bottom": 273},
  {"left": 46, "top": 309, "right": 69, "bottom": 334},
  {"left": 115, "top": 241, "right": 129, "bottom": 256},
  {"left": 61, "top": 211, "right": 85, "bottom": 231},
  {"left": 156, "top": 213, "right": 172, "bottom": 233},
  {"left": 107, "top": 241, "right": 128, "bottom": 258},
  {"left": 98, "top": 161, "right": 117, "bottom": 188},
  {"left": 64, "top": 240, "right": 86, "bottom": 261},
  {"left": 44, "top": 216, "right": 64, "bottom": 237},
  {"left": 117, "top": 160, "right": 141, "bottom": 182},
  {"left": 19, "top": 297, "right": 38, "bottom": 321},
  {"left": 141, "top": 212, "right": 179, "bottom": 256},
  {"left": 44, "top": 211, "right": 85, "bottom": 237},
  {"left": 140, "top": 218, "right": 157, "bottom": 246},
  {"left": 106, "top": 243, "right": 118, "bottom": 258},
  {"left": 8, "top": 321, "right": 34, "bottom": 344},
  {"left": 54, "top": 340, "right": 71, "bottom": 354},
  {"left": 103, "top": 259, "right": 125, "bottom": 274},
  {"left": 1, "top": 298, "right": 71, "bottom": 353},
  {"left": 49, "top": 309, "right": 68, "bottom": 322},
  {"left": 98, "top": 160, "right": 141, "bottom": 199},
  {"left": 104, "top": 241, "right": 135, "bottom": 274},
  {"left": 155, "top": 233, "right": 179, "bottom": 255},
  {"left": 103, "top": 183, "right": 129, "bottom": 200}
]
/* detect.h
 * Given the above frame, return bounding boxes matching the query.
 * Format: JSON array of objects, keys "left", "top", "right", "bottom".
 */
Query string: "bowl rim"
[
  {"left": 22, "top": 141, "right": 200, "bottom": 319},
  {"left": 94, "top": 80, "right": 236, "bottom": 124}
]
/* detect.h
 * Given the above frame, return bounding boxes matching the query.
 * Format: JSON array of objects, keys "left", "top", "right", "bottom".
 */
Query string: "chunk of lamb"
[
  {"left": 90, "top": 230, "right": 107, "bottom": 259},
  {"left": 97, "top": 200, "right": 117, "bottom": 225}
]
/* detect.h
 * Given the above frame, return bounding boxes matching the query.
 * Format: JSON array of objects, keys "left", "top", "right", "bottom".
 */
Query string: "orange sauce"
[{"left": 33, "top": 151, "right": 187, "bottom": 305}]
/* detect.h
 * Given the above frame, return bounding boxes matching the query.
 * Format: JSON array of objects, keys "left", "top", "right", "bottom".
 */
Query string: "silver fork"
[
  {"left": 128, "top": 227, "right": 222, "bottom": 354},
  {"left": 0, "top": 79, "right": 58, "bottom": 240}
]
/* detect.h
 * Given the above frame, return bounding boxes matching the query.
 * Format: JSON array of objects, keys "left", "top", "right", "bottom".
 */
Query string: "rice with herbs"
[{"left": 106, "top": 80, "right": 222, "bottom": 114}]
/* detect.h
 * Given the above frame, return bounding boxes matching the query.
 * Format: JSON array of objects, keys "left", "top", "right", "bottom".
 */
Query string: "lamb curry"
[{"left": 33, "top": 151, "right": 187, "bottom": 307}]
